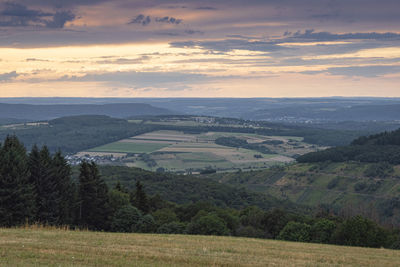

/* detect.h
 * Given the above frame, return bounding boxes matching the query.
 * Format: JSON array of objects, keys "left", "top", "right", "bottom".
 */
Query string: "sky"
[{"left": 0, "top": 0, "right": 400, "bottom": 98}]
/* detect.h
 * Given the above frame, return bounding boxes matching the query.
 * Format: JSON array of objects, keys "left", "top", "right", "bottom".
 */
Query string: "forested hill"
[
  {"left": 297, "top": 128, "right": 400, "bottom": 164},
  {"left": 0, "top": 115, "right": 159, "bottom": 153},
  {"left": 351, "top": 128, "right": 400, "bottom": 146},
  {"left": 0, "top": 103, "right": 173, "bottom": 121}
]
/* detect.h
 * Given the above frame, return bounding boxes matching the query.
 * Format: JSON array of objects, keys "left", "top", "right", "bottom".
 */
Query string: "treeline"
[
  {"left": 297, "top": 128, "right": 400, "bottom": 164},
  {"left": 2, "top": 135, "right": 400, "bottom": 249},
  {"left": 0, "top": 115, "right": 158, "bottom": 153},
  {"left": 215, "top": 136, "right": 273, "bottom": 154}
]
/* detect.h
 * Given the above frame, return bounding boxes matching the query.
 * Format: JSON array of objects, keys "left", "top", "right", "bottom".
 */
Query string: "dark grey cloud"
[
  {"left": 195, "top": 6, "right": 217, "bottom": 10},
  {"left": 129, "top": 14, "right": 183, "bottom": 26},
  {"left": 13, "top": 0, "right": 108, "bottom": 9},
  {"left": 155, "top": 16, "right": 182, "bottom": 24},
  {"left": 0, "top": 2, "right": 75, "bottom": 28},
  {"left": 0, "top": 2, "right": 51, "bottom": 26},
  {"left": 128, "top": 14, "right": 151, "bottom": 26},
  {"left": 0, "top": 71, "right": 18, "bottom": 81},
  {"left": 45, "top": 10, "right": 75, "bottom": 28},
  {"left": 288, "top": 29, "right": 400, "bottom": 42}
]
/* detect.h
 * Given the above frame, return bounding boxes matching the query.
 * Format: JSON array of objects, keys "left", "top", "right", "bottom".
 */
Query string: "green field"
[
  {"left": 1, "top": 228, "right": 400, "bottom": 266},
  {"left": 89, "top": 142, "right": 170, "bottom": 153},
  {"left": 84, "top": 130, "right": 322, "bottom": 173}
]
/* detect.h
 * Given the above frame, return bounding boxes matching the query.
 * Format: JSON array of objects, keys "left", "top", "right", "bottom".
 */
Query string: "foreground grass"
[{"left": 1, "top": 228, "right": 400, "bottom": 266}]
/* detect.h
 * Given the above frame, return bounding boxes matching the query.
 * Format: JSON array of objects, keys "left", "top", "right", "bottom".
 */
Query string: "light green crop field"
[
  {"left": 1, "top": 228, "right": 400, "bottom": 267},
  {"left": 84, "top": 130, "right": 321, "bottom": 173},
  {"left": 89, "top": 142, "right": 170, "bottom": 153}
]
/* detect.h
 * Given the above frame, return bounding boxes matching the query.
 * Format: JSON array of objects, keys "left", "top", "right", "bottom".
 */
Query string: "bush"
[
  {"left": 109, "top": 189, "right": 130, "bottom": 214},
  {"left": 111, "top": 205, "right": 142, "bottom": 232},
  {"left": 364, "top": 162, "right": 394, "bottom": 178},
  {"left": 277, "top": 221, "right": 311, "bottom": 242},
  {"left": 136, "top": 214, "right": 156, "bottom": 233},
  {"left": 152, "top": 208, "right": 178, "bottom": 227},
  {"left": 332, "top": 216, "right": 388, "bottom": 248},
  {"left": 327, "top": 177, "right": 340, "bottom": 189},
  {"left": 354, "top": 182, "right": 367, "bottom": 192},
  {"left": 186, "top": 213, "right": 230, "bottom": 236},
  {"left": 311, "top": 219, "right": 336, "bottom": 243},
  {"left": 157, "top": 222, "right": 187, "bottom": 234}
]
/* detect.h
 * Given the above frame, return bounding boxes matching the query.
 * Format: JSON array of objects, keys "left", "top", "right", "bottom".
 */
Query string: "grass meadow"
[{"left": 1, "top": 227, "right": 400, "bottom": 266}]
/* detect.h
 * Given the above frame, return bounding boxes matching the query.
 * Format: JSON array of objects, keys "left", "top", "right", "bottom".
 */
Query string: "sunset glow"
[{"left": 1, "top": 0, "right": 400, "bottom": 97}]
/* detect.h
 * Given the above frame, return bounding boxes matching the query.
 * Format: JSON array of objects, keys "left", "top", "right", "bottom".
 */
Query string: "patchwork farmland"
[{"left": 80, "top": 130, "right": 322, "bottom": 173}]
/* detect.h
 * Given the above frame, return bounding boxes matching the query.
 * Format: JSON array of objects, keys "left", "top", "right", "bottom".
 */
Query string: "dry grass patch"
[{"left": 1, "top": 228, "right": 400, "bottom": 266}]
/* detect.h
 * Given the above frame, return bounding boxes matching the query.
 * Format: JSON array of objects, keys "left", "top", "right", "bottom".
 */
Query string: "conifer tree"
[
  {"left": 29, "top": 145, "right": 58, "bottom": 224},
  {"left": 78, "top": 161, "right": 111, "bottom": 230},
  {"left": 51, "top": 151, "right": 75, "bottom": 225},
  {"left": 0, "top": 136, "right": 36, "bottom": 226},
  {"left": 132, "top": 181, "right": 150, "bottom": 214}
]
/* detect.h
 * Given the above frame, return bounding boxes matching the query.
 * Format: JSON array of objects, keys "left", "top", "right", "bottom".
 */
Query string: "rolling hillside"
[{"left": 205, "top": 162, "right": 400, "bottom": 226}]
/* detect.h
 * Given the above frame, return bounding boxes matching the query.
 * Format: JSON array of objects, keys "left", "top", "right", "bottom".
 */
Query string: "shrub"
[
  {"left": 136, "top": 214, "right": 156, "bottom": 233},
  {"left": 277, "top": 221, "right": 311, "bottom": 242},
  {"left": 332, "top": 216, "right": 388, "bottom": 248},
  {"left": 152, "top": 208, "right": 178, "bottom": 227},
  {"left": 311, "top": 219, "right": 336, "bottom": 243},
  {"left": 111, "top": 205, "right": 142, "bottom": 232},
  {"left": 186, "top": 213, "right": 230, "bottom": 236},
  {"left": 157, "top": 222, "right": 187, "bottom": 234}
]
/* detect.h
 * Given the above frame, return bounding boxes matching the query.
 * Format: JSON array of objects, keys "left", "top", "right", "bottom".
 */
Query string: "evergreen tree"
[
  {"left": 131, "top": 181, "right": 149, "bottom": 214},
  {"left": 29, "top": 145, "right": 59, "bottom": 224},
  {"left": 0, "top": 135, "right": 36, "bottom": 226},
  {"left": 51, "top": 151, "right": 75, "bottom": 225},
  {"left": 78, "top": 161, "right": 111, "bottom": 230}
]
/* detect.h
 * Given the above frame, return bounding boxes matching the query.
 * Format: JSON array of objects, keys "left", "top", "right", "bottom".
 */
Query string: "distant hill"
[
  {"left": 3, "top": 97, "right": 400, "bottom": 122},
  {"left": 0, "top": 115, "right": 159, "bottom": 153},
  {"left": 297, "top": 128, "right": 400, "bottom": 164},
  {"left": 244, "top": 104, "right": 400, "bottom": 122},
  {"left": 0, "top": 103, "right": 174, "bottom": 121}
]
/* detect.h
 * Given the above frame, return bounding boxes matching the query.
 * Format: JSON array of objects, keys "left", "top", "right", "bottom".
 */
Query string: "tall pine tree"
[
  {"left": 131, "top": 181, "right": 150, "bottom": 214},
  {"left": 29, "top": 145, "right": 59, "bottom": 224},
  {"left": 78, "top": 161, "right": 111, "bottom": 230},
  {"left": 51, "top": 151, "right": 75, "bottom": 225},
  {"left": 0, "top": 136, "right": 36, "bottom": 226}
]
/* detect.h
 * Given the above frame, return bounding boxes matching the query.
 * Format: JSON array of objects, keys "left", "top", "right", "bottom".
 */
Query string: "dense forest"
[
  {"left": 1, "top": 135, "right": 400, "bottom": 249},
  {"left": 297, "top": 128, "right": 400, "bottom": 164}
]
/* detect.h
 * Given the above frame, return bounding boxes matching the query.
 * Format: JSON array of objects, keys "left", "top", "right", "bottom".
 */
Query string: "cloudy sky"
[{"left": 1, "top": 0, "right": 400, "bottom": 97}]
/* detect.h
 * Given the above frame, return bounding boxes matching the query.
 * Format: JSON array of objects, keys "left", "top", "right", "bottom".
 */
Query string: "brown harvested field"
[{"left": 1, "top": 227, "right": 400, "bottom": 266}]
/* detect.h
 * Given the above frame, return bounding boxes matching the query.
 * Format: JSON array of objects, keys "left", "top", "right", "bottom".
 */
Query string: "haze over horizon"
[{"left": 1, "top": 0, "right": 400, "bottom": 98}]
